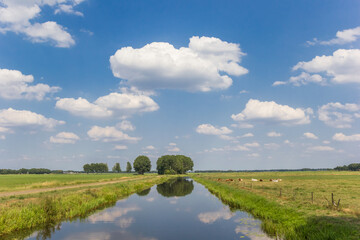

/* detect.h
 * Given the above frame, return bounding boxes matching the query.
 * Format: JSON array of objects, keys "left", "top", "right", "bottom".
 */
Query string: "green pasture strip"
[
  {"left": 193, "top": 175, "right": 360, "bottom": 240},
  {"left": 0, "top": 173, "right": 145, "bottom": 192},
  {"left": 0, "top": 175, "right": 172, "bottom": 239},
  {"left": 192, "top": 171, "right": 360, "bottom": 215}
]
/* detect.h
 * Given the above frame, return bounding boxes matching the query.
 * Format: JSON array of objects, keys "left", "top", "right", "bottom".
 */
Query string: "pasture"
[
  {"left": 192, "top": 171, "right": 360, "bottom": 239},
  {"left": 0, "top": 173, "right": 147, "bottom": 192}
]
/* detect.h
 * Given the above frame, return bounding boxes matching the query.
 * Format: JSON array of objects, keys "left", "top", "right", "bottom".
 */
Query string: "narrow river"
[{"left": 26, "top": 178, "right": 272, "bottom": 240}]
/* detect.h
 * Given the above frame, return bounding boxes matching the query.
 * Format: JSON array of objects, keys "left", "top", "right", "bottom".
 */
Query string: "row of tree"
[
  {"left": 334, "top": 163, "right": 360, "bottom": 171},
  {"left": 82, "top": 155, "right": 193, "bottom": 175},
  {"left": 0, "top": 168, "right": 63, "bottom": 174}
]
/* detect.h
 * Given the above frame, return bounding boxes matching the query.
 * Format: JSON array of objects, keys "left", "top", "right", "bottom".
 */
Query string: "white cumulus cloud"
[
  {"left": 110, "top": 36, "right": 248, "bottom": 92},
  {"left": 56, "top": 89, "right": 159, "bottom": 118},
  {"left": 308, "top": 146, "right": 335, "bottom": 151},
  {"left": 267, "top": 131, "right": 282, "bottom": 137},
  {"left": 0, "top": 108, "right": 64, "bottom": 130},
  {"left": 50, "top": 132, "right": 79, "bottom": 144},
  {"left": 231, "top": 99, "right": 312, "bottom": 126},
  {"left": 0, "top": 68, "right": 60, "bottom": 100},
  {"left": 196, "top": 124, "right": 232, "bottom": 135},
  {"left": 116, "top": 120, "right": 135, "bottom": 131},
  {"left": 87, "top": 126, "right": 141, "bottom": 142},
  {"left": 318, "top": 102, "right": 360, "bottom": 128},
  {"left": 0, "top": 0, "right": 82, "bottom": 47},
  {"left": 307, "top": 26, "right": 360, "bottom": 45},
  {"left": 332, "top": 133, "right": 360, "bottom": 142},
  {"left": 273, "top": 72, "right": 325, "bottom": 87},
  {"left": 304, "top": 132, "right": 318, "bottom": 139},
  {"left": 293, "top": 49, "right": 360, "bottom": 84},
  {"left": 114, "top": 145, "right": 128, "bottom": 150}
]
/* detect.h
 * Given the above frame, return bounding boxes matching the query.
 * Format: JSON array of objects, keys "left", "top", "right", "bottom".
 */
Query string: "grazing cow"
[
  {"left": 259, "top": 179, "right": 263, "bottom": 182},
  {"left": 273, "top": 179, "right": 279, "bottom": 183},
  {"left": 278, "top": 179, "right": 282, "bottom": 182},
  {"left": 225, "top": 179, "right": 233, "bottom": 182},
  {"left": 251, "top": 179, "right": 258, "bottom": 182},
  {"left": 238, "top": 178, "right": 243, "bottom": 182},
  {"left": 269, "top": 179, "right": 273, "bottom": 182},
  {"left": 217, "top": 178, "right": 221, "bottom": 181}
]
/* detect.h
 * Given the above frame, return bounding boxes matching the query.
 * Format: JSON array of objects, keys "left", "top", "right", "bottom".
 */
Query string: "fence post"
[
  {"left": 331, "top": 193, "right": 334, "bottom": 207},
  {"left": 311, "top": 192, "right": 314, "bottom": 204},
  {"left": 279, "top": 188, "right": 282, "bottom": 197}
]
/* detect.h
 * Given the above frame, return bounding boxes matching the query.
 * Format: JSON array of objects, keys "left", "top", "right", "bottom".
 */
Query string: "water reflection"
[
  {"left": 25, "top": 178, "right": 271, "bottom": 240},
  {"left": 136, "top": 188, "right": 151, "bottom": 196},
  {"left": 198, "top": 206, "right": 234, "bottom": 224},
  {"left": 156, "top": 177, "right": 194, "bottom": 197}
]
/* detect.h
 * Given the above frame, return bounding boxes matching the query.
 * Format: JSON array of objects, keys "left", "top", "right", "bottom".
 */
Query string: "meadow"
[
  {"left": 192, "top": 171, "right": 360, "bottom": 240},
  {"left": 0, "top": 174, "right": 171, "bottom": 239},
  {"left": 0, "top": 173, "right": 147, "bottom": 192}
]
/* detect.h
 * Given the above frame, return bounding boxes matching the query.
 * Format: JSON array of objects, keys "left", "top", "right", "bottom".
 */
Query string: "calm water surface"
[{"left": 27, "top": 178, "right": 272, "bottom": 240}]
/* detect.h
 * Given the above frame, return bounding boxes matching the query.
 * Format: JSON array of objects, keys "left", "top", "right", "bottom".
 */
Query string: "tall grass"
[
  {"left": 193, "top": 175, "right": 360, "bottom": 240},
  {"left": 0, "top": 176, "right": 171, "bottom": 239}
]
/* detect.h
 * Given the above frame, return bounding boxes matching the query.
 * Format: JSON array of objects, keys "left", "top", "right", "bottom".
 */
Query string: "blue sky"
[{"left": 0, "top": 0, "right": 359, "bottom": 170}]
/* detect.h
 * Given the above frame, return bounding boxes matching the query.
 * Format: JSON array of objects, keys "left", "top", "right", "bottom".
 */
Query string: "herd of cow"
[{"left": 218, "top": 178, "right": 282, "bottom": 183}]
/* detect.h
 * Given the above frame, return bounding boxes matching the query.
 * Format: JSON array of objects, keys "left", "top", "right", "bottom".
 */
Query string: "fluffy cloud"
[
  {"left": 0, "top": 68, "right": 60, "bottom": 100},
  {"left": 293, "top": 49, "right": 360, "bottom": 84},
  {"left": 239, "top": 133, "right": 254, "bottom": 138},
  {"left": 244, "top": 142, "right": 260, "bottom": 148},
  {"left": 267, "top": 131, "right": 282, "bottom": 137},
  {"left": 273, "top": 72, "right": 325, "bottom": 87},
  {"left": 87, "top": 126, "right": 141, "bottom": 142},
  {"left": 116, "top": 120, "right": 135, "bottom": 131},
  {"left": 0, "top": 0, "right": 82, "bottom": 47},
  {"left": 144, "top": 145, "right": 155, "bottom": 150},
  {"left": 114, "top": 145, "right": 128, "bottom": 150},
  {"left": 50, "top": 132, "right": 79, "bottom": 144},
  {"left": 196, "top": 123, "right": 233, "bottom": 140},
  {"left": 307, "top": 26, "right": 360, "bottom": 45},
  {"left": 308, "top": 146, "right": 335, "bottom": 151},
  {"left": 318, "top": 102, "right": 360, "bottom": 128},
  {"left": 56, "top": 90, "right": 159, "bottom": 118},
  {"left": 167, "top": 142, "right": 180, "bottom": 152},
  {"left": 110, "top": 36, "right": 248, "bottom": 92},
  {"left": 304, "top": 132, "right": 318, "bottom": 139},
  {"left": 0, "top": 108, "right": 64, "bottom": 130},
  {"left": 56, "top": 97, "right": 112, "bottom": 118},
  {"left": 332, "top": 133, "right": 360, "bottom": 142},
  {"left": 196, "top": 124, "right": 232, "bottom": 135},
  {"left": 231, "top": 99, "right": 312, "bottom": 126}
]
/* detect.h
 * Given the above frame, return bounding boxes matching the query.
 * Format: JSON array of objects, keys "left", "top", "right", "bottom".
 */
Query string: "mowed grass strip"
[
  {"left": 0, "top": 175, "right": 171, "bottom": 239},
  {"left": 0, "top": 173, "right": 143, "bottom": 192},
  {"left": 193, "top": 172, "right": 360, "bottom": 240}
]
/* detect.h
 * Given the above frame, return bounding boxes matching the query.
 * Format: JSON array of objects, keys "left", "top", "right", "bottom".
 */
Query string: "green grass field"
[
  {"left": 192, "top": 171, "right": 360, "bottom": 239},
  {"left": 0, "top": 173, "right": 146, "bottom": 192},
  {"left": 0, "top": 174, "right": 171, "bottom": 239}
]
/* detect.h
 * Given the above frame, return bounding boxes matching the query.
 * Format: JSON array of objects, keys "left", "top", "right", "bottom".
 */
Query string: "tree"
[
  {"left": 156, "top": 155, "right": 194, "bottom": 175},
  {"left": 126, "top": 161, "right": 132, "bottom": 173},
  {"left": 133, "top": 156, "right": 151, "bottom": 174},
  {"left": 83, "top": 164, "right": 91, "bottom": 173},
  {"left": 112, "top": 163, "right": 121, "bottom": 173}
]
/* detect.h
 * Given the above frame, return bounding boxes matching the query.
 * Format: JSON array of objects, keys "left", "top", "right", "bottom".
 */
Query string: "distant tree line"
[
  {"left": 83, "top": 163, "right": 109, "bottom": 173},
  {"left": 334, "top": 163, "right": 360, "bottom": 171},
  {"left": 157, "top": 155, "right": 193, "bottom": 175},
  {"left": 0, "top": 168, "right": 63, "bottom": 174}
]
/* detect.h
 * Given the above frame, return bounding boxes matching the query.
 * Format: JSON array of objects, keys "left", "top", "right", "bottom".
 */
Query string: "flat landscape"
[{"left": 192, "top": 171, "right": 360, "bottom": 239}]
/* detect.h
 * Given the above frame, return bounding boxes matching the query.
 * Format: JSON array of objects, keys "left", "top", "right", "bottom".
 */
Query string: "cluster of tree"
[
  {"left": 112, "top": 163, "right": 121, "bottom": 173},
  {"left": 0, "top": 168, "right": 63, "bottom": 174},
  {"left": 83, "top": 163, "right": 109, "bottom": 173},
  {"left": 156, "top": 155, "right": 193, "bottom": 175},
  {"left": 334, "top": 163, "right": 360, "bottom": 171},
  {"left": 133, "top": 156, "right": 151, "bottom": 174}
]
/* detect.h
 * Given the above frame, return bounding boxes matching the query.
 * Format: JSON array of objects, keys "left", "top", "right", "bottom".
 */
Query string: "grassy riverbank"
[
  {"left": 0, "top": 173, "right": 144, "bottom": 192},
  {"left": 192, "top": 172, "right": 360, "bottom": 240},
  {"left": 0, "top": 175, "right": 171, "bottom": 239}
]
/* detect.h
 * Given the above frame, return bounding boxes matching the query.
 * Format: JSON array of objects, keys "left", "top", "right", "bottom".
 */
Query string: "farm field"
[
  {"left": 0, "top": 173, "right": 148, "bottom": 192},
  {"left": 192, "top": 171, "right": 360, "bottom": 239},
  {"left": 0, "top": 174, "right": 171, "bottom": 239}
]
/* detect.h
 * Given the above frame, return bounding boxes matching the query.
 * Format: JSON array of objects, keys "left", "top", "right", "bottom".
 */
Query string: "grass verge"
[
  {"left": 193, "top": 175, "right": 360, "bottom": 240},
  {"left": 0, "top": 175, "right": 172, "bottom": 239}
]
